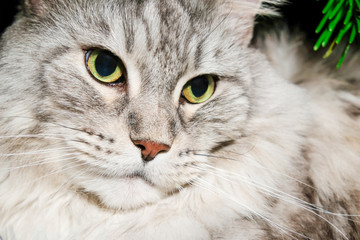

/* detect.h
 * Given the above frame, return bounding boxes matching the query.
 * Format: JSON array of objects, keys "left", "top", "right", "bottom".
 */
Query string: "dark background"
[
  {"left": 1, "top": 1, "right": 19, "bottom": 34},
  {"left": 0, "top": 0, "right": 324, "bottom": 42}
]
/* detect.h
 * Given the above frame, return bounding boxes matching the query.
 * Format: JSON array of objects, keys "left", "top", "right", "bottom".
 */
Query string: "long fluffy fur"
[{"left": 0, "top": 0, "right": 359, "bottom": 239}]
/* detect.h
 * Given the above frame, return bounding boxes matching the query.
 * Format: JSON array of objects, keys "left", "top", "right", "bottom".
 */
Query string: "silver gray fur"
[{"left": 0, "top": 0, "right": 359, "bottom": 239}]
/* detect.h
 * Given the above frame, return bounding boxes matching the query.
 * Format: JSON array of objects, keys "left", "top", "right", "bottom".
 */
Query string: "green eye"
[
  {"left": 182, "top": 75, "right": 215, "bottom": 104},
  {"left": 86, "top": 49, "right": 124, "bottom": 83}
]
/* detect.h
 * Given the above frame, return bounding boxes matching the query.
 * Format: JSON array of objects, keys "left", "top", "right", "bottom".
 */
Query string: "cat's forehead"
[
  {"left": 114, "top": 0, "right": 213, "bottom": 79},
  {"left": 110, "top": 1, "right": 222, "bottom": 66},
  {"left": 76, "top": 0, "right": 236, "bottom": 89},
  {"left": 27, "top": 0, "right": 251, "bottom": 91},
  {"left": 79, "top": 0, "right": 221, "bottom": 47}
]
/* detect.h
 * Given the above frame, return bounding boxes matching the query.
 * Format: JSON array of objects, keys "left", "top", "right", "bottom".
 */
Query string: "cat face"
[{"left": 1, "top": 0, "right": 303, "bottom": 210}]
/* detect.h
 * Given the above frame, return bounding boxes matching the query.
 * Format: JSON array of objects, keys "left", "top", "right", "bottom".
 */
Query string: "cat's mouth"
[
  {"left": 108, "top": 171, "right": 193, "bottom": 195},
  {"left": 126, "top": 171, "right": 150, "bottom": 181},
  {"left": 79, "top": 174, "right": 164, "bottom": 211},
  {"left": 103, "top": 171, "right": 155, "bottom": 185},
  {"left": 79, "top": 169, "right": 195, "bottom": 211}
]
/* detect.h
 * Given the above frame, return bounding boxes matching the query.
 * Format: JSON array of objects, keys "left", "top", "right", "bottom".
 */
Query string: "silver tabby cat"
[{"left": 0, "top": 0, "right": 359, "bottom": 239}]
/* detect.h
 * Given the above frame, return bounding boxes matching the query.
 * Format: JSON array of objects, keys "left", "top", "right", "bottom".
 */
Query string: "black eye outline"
[
  {"left": 181, "top": 74, "right": 217, "bottom": 104},
  {"left": 85, "top": 49, "right": 126, "bottom": 85}
]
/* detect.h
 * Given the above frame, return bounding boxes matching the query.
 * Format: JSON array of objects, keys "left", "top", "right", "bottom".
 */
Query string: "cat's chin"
[{"left": 81, "top": 176, "right": 165, "bottom": 211}]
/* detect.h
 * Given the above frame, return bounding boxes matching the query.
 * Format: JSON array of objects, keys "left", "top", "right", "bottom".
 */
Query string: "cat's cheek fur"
[{"left": 1, "top": 0, "right": 360, "bottom": 239}]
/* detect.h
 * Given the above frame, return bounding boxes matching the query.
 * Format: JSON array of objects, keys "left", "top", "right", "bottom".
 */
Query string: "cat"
[{"left": 0, "top": 0, "right": 359, "bottom": 239}]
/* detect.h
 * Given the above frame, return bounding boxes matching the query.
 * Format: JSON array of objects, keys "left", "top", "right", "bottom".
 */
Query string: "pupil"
[
  {"left": 191, "top": 76, "right": 209, "bottom": 97},
  {"left": 95, "top": 52, "right": 118, "bottom": 77}
]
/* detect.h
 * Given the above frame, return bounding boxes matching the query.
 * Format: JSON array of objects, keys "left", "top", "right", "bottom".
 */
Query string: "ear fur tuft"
[
  {"left": 258, "top": 0, "right": 287, "bottom": 16},
  {"left": 223, "top": 0, "right": 286, "bottom": 17},
  {"left": 217, "top": 0, "right": 286, "bottom": 45},
  {"left": 22, "top": 0, "right": 47, "bottom": 16}
]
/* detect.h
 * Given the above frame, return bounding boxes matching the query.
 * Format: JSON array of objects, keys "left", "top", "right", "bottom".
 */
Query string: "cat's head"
[{"left": 1, "top": 0, "right": 308, "bottom": 211}]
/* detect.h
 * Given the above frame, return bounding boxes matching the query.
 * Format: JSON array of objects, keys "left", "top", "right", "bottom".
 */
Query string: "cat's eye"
[
  {"left": 182, "top": 75, "right": 215, "bottom": 104},
  {"left": 86, "top": 49, "right": 125, "bottom": 84}
]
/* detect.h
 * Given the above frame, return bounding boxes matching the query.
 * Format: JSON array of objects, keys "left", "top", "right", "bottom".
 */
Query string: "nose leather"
[{"left": 133, "top": 140, "right": 170, "bottom": 161}]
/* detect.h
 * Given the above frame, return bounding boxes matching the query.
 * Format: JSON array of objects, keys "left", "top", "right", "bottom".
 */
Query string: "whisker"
[
  {"left": 0, "top": 115, "right": 88, "bottom": 134},
  {"left": 0, "top": 146, "right": 74, "bottom": 157},
  {"left": 0, "top": 134, "right": 66, "bottom": 140},
  {"left": 18, "top": 160, "right": 89, "bottom": 188},
  {"left": 51, "top": 168, "right": 90, "bottom": 196},
  {"left": 211, "top": 161, "right": 358, "bottom": 221},
  {"left": 192, "top": 151, "right": 316, "bottom": 191},
  {"left": 0, "top": 154, "right": 81, "bottom": 172},
  {"left": 192, "top": 176, "right": 307, "bottom": 240},
  {"left": 191, "top": 164, "right": 352, "bottom": 240},
  {"left": 3, "top": 150, "right": 78, "bottom": 162},
  {"left": 193, "top": 153, "right": 360, "bottom": 218}
]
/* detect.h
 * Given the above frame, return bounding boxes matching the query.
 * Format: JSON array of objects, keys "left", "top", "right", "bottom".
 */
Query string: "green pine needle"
[{"left": 314, "top": 0, "right": 360, "bottom": 68}]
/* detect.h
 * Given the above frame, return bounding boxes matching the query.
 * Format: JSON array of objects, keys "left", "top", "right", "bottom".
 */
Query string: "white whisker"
[
  {"left": 202, "top": 163, "right": 360, "bottom": 217},
  {"left": 193, "top": 152, "right": 316, "bottom": 191},
  {"left": 194, "top": 153, "right": 360, "bottom": 221},
  {"left": 0, "top": 146, "right": 74, "bottom": 157},
  {"left": 0, "top": 154, "right": 81, "bottom": 172},
  {"left": 51, "top": 168, "right": 90, "bottom": 195},
  {"left": 192, "top": 176, "right": 307, "bottom": 240},
  {"left": 1, "top": 150, "right": 79, "bottom": 163},
  {"left": 0, "top": 133, "right": 66, "bottom": 140},
  {"left": 18, "top": 160, "right": 89, "bottom": 188},
  {"left": 191, "top": 163, "right": 352, "bottom": 240}
]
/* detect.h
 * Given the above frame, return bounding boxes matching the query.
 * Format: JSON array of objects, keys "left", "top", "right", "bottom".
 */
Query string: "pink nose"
[{"left": 133, "top": 140, "right": 170, "bottom": 161}]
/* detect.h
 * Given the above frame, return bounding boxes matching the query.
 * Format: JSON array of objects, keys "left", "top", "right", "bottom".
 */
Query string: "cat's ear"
[
  {"left": 22, "top": 0, "right": 49, "bottom": 17},
  {"left": 220, "top": 0, "right": 284, "bottom": 45}
]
